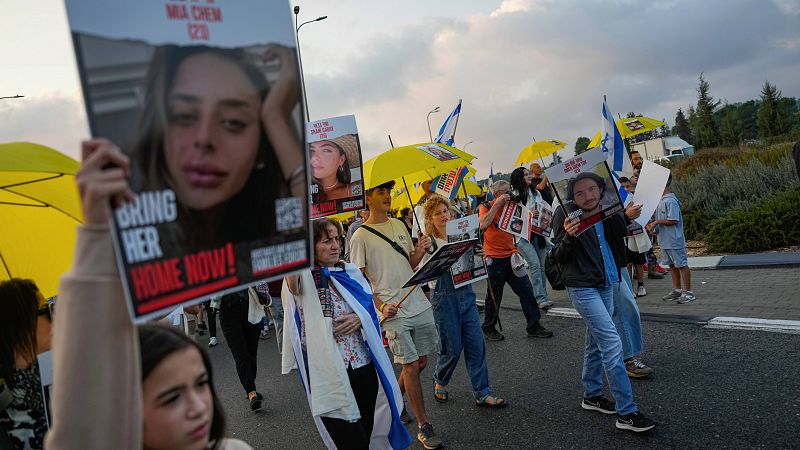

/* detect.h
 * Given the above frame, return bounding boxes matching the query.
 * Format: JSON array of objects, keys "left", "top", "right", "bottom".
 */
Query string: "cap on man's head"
[{"left": 366, "top": 180, "right": 396, "bottom": 194}]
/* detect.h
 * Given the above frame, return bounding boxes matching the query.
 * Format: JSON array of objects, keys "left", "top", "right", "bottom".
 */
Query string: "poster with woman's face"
[
  {"left": 544, "top": 147, "right": 624, "bottom": 236},
  {"left": 307, "top": 115, "right": 365, "bottom": 218},
  {"left": 65, "top": 0, "right": 310, "bottom": 322}
]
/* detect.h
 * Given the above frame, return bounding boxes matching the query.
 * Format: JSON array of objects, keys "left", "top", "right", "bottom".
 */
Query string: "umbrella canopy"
[
  {"left": 514, "top": 139, "right": 567, "bottom": 166},
  {"left": 362, "top": 142, "right": 476, "bottom": 190},
  {"left": 0, "top": 142, "right": 82, "bottom": 297},
  {"left": 588, "top": 116, "right": 665, "bottom": 148}
]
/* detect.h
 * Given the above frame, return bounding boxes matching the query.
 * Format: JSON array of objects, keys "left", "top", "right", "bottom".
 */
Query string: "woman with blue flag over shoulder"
[{"left": 281, "top": 218, "right": 411, "bottom": 450}]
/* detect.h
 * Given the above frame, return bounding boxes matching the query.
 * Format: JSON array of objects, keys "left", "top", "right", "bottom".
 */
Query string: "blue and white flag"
[
  {"left": 600, "top": 100, "right": 633, "bottom": 176},
  {"left": 434, "top": 99, "right": 462, "bottom": 146},
  {"left": 487, "top": 163, "right": 494, "bottom": 200}
]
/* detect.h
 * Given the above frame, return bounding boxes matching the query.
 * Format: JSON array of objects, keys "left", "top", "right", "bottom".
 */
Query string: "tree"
[
  {"left": 658, "top": 119, "right": 670, "bottom": 138},
  {"left": 758, "top": 80, "right": 788, "bottom": 139},
  {"left": 574, "top": 136, "right": 590, "bottom": 155},
  {"left": 719, "top": 103, "right": 741, "bottom": 147},
  {"left": 692, "top": 73, "right": 721, "bottom": 149},
  {"left": 673, "top": 108, "right": 693, "bottom": 143}
]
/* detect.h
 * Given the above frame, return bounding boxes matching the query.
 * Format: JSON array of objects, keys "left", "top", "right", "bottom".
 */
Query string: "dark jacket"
[{"left": 551, "top": 206, "right": 628, "bottom": 288}]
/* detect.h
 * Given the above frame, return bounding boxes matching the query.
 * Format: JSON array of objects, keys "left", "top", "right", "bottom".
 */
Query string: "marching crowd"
[{"left": 0, "top": 142, "right": 703, "bottom": 449}]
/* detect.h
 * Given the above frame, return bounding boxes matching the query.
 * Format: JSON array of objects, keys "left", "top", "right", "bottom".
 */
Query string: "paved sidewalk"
[{"left": 473, "top": 266, "right": 800, "bottom": 321}]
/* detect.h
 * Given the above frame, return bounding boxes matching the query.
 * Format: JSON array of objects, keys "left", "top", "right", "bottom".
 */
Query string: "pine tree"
[
  {"left": 658, "top": 119, "right": 670, "bottom": 138},
  {"left": 719, "top": 103, "right": 741, "bottom": 147},
  {"left": 574, "top": 137, "right": 590, "bottom": 155},
  {"left": 758, "top": 81, "right": 787, "bottom": 139},
  {"left": 692, "top": 73, "right": 721, "bottom": 149},
  {"left": 673, "top": 108, "right": 693, "bottom": 143}
]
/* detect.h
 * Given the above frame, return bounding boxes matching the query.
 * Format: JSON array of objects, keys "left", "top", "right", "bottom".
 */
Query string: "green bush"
[
  {"left": 672, "top": 142, "right": 793, "bottom": 179},
  {"left": 704, "top": 185, "right": 800, "bottom": 253}
]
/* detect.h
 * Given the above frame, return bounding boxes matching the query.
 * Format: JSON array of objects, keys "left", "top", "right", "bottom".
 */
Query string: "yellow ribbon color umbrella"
[
  {"left": 363, "top": 143, "right": 476, "bottom": 190},
  {"left": 514, "top": 140, "right": 567, "bottom": 166},
  {"left": 0, "top": 142, "right": 82, "bottom": 297},
  {"left": 588, "top": 116, "right": 665, "bottom": 148}
]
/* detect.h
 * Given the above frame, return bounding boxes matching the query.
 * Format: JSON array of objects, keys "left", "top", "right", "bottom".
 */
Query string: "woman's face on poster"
[
  {"left": 163, "top": 52, "right": 262, "bottom": 211},
  {"left": 309, "top": 141, "right": 345, "bottom": 182}
]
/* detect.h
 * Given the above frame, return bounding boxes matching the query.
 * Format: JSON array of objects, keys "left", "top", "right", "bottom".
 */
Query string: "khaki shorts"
[{"left": 382, "top": 308, "right": 440, "bottom": 364}]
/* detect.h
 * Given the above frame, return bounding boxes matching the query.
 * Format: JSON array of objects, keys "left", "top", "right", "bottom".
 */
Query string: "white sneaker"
[
  {"left": 209, "top": 337, "right": 218, "bottom": 347},
  {"left": 637, "top": 285, "right": 647, "bottom": 297}
]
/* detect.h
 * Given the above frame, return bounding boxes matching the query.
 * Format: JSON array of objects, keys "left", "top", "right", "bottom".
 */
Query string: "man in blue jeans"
[{"left": 551, "top": 172, "right": 656, "bottom": 433}]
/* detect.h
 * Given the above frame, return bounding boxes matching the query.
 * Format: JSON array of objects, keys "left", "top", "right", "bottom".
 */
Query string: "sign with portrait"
[
  {"left": 496, "top": 202, "right": 532, "bottom": 240},
  {"left": 416, "top": 143, "right": 459, "bottom": 161},
  {"left": 544, "top": 147, "right": 624, "bottom": 236},
  {"left": 65, "top": 0, "right": 310, "bottom": 321},
  {"left": 307, "top": 115, "right": 364, "bottom": 218},
  {"left": 446, "top": 214, "right": 487, "bottom": 288},
  {"left": 529, "top": 197, "right": 554, "bottom": 239},
  {"left": 402, "top": 239, "right": 478, "bottom": 288}
]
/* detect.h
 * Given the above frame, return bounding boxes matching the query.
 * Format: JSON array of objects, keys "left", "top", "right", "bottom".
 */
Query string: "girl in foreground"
[
  {"left": 44, "top": 140, "right": 250, "bottom": 450},
  {"left": 282, "top": 219, "right": 411, "bottom": 450}
]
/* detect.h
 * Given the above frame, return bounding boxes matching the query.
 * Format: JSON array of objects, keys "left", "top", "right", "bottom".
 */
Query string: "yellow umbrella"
[
  {"left": 0, "top": 142, "right": 82, "bottom": 297},
  {"left": 588, "top": 116, "right": 665, "bottom": 148},
  {"left": 363, "top": 142, "right": 476, "bottom": 190},
  {"left": 514, "top": 139, "right": 567, "bottom": 166}
]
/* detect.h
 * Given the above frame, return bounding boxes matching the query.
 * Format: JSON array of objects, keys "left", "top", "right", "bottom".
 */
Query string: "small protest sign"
[
  {"left": 65, "top": 0, "right": 310, "bottom": 321},
  {"left": 432, "top": 166, "right": 469, "bottom": 200},
  {"left": 496, "top": 202, "right": 531, "bottom": 240},
  {"left": 307, "top": 115, "right": 365, "bottom": 218},
  {"left": 446, "top": 214, "right": 487, "bottom": 288},
  {"left": 37, "top": 350, "right": 53, "bottom": 429},
  {"left": 402, "top": 239, "right": 478, "bottom": 288},
  {"left": 416, "top": 143, "right": 459, "bottom": 161},
  {"left": 544, "top": 147, "right": 624, "bottom": 236},
  {"left": 530, "top": 197, "right": 554, "bottom": 239},
  {"left": 629, "top": 160, "right": 671, "bottom": 228}
]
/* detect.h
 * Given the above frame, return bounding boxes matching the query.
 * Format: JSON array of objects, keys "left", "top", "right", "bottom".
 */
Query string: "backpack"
[{"left": 544, "top": 249, "right": 565, "bottom": 291}]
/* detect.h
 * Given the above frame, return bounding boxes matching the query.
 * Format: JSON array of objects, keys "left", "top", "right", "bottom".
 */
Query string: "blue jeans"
[
  {"left": 517, "top": 237, "right": 549, "bottom": 305},
  {"left": 430, "top": 275, "right": 492, "bottom": 399},
  {"left": 613, "top": 271, "right": 644, "bottom": 360},
  {"left": 482, "top": 256, "right": 542, "bottom": 332},
  {"left": 567, "top": 286, "right": 637, "bottom": 415}
]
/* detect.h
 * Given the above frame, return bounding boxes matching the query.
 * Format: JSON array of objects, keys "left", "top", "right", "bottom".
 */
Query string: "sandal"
[
  {"left": 433, "top": 384, "right": 448, "bottom": 403},
  {"left": 475, "top": 394, "right": 507, "bottom": 408}
]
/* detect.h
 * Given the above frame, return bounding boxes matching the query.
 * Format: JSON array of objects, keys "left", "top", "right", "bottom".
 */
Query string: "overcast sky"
[{"left": 1, "top": 0, "right": 798, "bottom": 176}]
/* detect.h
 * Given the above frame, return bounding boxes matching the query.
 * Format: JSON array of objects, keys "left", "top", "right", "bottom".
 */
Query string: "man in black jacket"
[{"left": 551, "top": 172, "right": 656, "bottom": 433}]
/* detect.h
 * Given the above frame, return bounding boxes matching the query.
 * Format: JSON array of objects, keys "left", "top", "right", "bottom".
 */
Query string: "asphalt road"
[{"left": 205, "top": 311, "right": 800, "bottom": 449}]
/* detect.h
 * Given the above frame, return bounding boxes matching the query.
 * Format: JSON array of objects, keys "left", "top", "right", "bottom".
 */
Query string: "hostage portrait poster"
[
  {"left": 446, "top": 214, "right": 487, "bottom": 288},
  {"left": 544, "top": 147, "right": 624, "bottom": 236},
  {"left": 64, "top": 0, "right": 311, "bottom": 321},
  {"left": 307, "top": 115, "right": 365, "bottom": 218}
]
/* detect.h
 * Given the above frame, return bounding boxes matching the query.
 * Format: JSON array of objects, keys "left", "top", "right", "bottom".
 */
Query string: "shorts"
[
  {"left": 626, "top": 248, "right": 646, "bottom": 265},
  {"left": 660, "top": 247, "right": 688, "bottom": 268},
  {"left": 382, "top": 308, "right": 440, "bottom": 365}
]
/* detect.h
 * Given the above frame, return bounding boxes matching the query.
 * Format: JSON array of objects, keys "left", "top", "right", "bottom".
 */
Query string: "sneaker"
[
  {"left": 260, "top": 329, "right": 271, "bottom": 340},
  {"left": 399, "top": 407, "right": 412, "bottom": 424},
  {"left": 417, "top": 422, "right": 445, "bottom": 449},
  {"left": 661, "top": 290, "right": 681, "bottom": 301},
  {"left": 526, "top": 324, "right": 553, "bottom": 338},
  {"left": 209, "top": 337, "right": 218, "bottom": 347},
  {"left": 581, "top": 395, "right": 616, "bottom": 415},
  {"left": 483, "top": 329, "right": 505, "bottom": 341},
  {"left": 538, "top": 300, "right": 555, "bottom": 310},
  {"left": 198, "top": 322, "right": 208, "bottom": 332},
  {"left": 655, "top": 264, "right": 668, "bottom": 274},
  {"left": 647, "top": 271, "right": 665, "bottom": 280},
  {"left": 678, "top": 291, "right": 696, "bottom": 304},
  {"left": 637, "top": 285, "right": 647, "bottom": 297},
  {"left": 625, "top": 358, "right": 654, "bottom": 378},
  {"left": 477, "top": 304, "right": 485, "bottom": 312},
  {"left": 616, "top": 411, "right": 656, "bottom": 433},
  {"left": 249, "top": 392, "right": 263, "bottom": 412}
]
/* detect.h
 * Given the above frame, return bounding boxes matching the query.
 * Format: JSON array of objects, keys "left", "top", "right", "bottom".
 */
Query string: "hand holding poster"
[
  {"left": 65, "top": 0, "right": 310, "bottom": 321},
  {"left": 544, "top": 147, "right": 624, "bottom": 236},
  {"left": 307, "top": 115, "right": 365, "bottom": 218},
  {"left": 496, "top": 202, "right": 531, "bottom": 240},
  {"left": 403, "top": 239, "right": 478, "bottom": 288},
  {"left": 446, "top": 214, "right": 487, "bottom": 288}
]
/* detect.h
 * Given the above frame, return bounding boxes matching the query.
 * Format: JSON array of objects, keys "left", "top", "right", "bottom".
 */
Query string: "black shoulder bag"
[{"left": 360, "top": 225, "right": 409, "bottom": 260}]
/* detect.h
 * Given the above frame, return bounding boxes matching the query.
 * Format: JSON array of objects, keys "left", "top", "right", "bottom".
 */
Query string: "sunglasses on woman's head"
[{"left": 37, "top": 296, "right": 56, "bottom": 321}]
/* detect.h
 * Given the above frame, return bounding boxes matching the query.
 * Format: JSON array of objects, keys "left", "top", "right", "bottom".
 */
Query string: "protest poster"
[
  {"left": 65, "top": 0, "right": 310, "bottom": 321},
  {"left": 530, "top": 197, "right": 554, "bottom": 239},
  {"left": 496, "top": 202, "right": 531, "bottom": 240},
  {"left": 417, "top": 143, "right": 460, "bottom": 161},
  {"left": 307, "top": 115, "right": 365, "bottom": 218},
  {"left": 630, "top": 160, "right": 671, "bottom": 228},
  {"left": 37, "top": 350, "right": 53, "bottom": 428},
  {"left": 402, "top": 239, "right": 478, "bottom": 288},
  {"left": 544, "top": 147, "right": 624, "bottom": 236},
  {"left": 432, "top": 166, "right": 469, "bottom": 200},
  {"left": 446, "top": 214, "right": 487, "bottom": 288}
]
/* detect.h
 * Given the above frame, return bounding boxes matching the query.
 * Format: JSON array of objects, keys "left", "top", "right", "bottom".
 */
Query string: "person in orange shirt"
[{"left": 478, "top": 180, "right": 553, "bottom": 342}]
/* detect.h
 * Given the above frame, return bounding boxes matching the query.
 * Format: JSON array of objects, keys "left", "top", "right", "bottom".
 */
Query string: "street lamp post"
[
  {"left": 293, "top": 6, "right": 327, "bottom": 122},
  {"left": 0, "top": 95, "right": 24, "bottom": 100},
  {"left": 463, "top": 140, "right": 474, "bottom": 150},
  {"left": 426, "top": 106, "right": 440, "bottom": 141}
]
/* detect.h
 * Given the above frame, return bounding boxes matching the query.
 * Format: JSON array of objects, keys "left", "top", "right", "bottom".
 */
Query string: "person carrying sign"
[
  {"left": 349, "top": 181, "right": 445, "bottom": 449},
  {"left": 478, "top": 181, "right": 553, "bottom": 342}
]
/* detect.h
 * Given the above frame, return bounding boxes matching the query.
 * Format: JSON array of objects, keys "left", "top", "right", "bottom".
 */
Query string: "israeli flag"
[
  {"left": 487, "top": 163, "right": 494, "bottom": 200},
  {"left": 434, "top": 99, "right": 462, "bottom": 146},
  {"left": 600, "top": 100, "right": 633, "bottom": 176}
]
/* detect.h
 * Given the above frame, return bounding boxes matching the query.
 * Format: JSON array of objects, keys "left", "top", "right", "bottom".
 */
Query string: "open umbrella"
[
  {"left": 514, "top": 139, "right": 567, "bottom": 166},
  {"left": 588, "top": 116, "right": 665, "bottom": 148},
  {"left": 0, "top": 142, "right": 82, "bottom": 297},
  {"left": 363, "top": 142, "right": 476, "bottom": 190}
]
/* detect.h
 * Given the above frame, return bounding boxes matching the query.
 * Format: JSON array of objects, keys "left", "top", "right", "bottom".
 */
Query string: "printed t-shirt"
[
  {"left": 654, "top": 193, "right": 686, "bottom": 250},
  {"left": 479, "top": 201, "right": 516, "bottom": 259},
  {"left": 349, "top": 218, "right": 430, "bottom": 321}
]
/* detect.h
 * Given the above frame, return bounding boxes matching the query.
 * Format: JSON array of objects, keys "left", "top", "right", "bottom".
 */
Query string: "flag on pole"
[
  {"left": 600, "top": 99, "right": 633, "bottom": 176},
  {"left": 434, "top": 99, "right": 462, "bottom": 146},
  {"left": 487, "top": 162, "right": 494, "bottom": 200}
]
